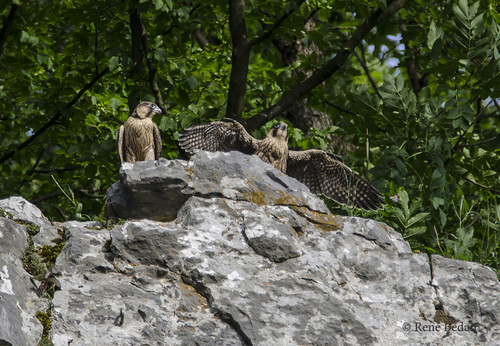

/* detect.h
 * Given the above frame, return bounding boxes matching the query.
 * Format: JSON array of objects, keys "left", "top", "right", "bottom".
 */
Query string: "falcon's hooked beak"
[{"left": 149, "top": 103, "right": 162, "bottom": 115}]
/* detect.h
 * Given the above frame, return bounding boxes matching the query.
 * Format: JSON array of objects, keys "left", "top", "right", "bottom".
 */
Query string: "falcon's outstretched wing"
[
  {"left": 178, "top": 118, "right": 259, "bottom": 155},
  {"left": 287, "top": 149, "right": 385, "bottom": 211}
]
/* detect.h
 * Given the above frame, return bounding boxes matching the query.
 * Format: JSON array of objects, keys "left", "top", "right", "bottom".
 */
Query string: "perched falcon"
[
  {"left": 117, "top": 101, "right": 163, "bottom": 164},
  {"left": 178, "top": 118, "right": 386, "bottom": 211}
]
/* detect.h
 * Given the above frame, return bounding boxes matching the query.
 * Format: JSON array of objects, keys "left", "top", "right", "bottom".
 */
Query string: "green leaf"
[
  {"left": 159, "top": 117, "right": 176, "bottom": 131},
  {"left": 109, "top": 56, "right": 119, "bottom": 71},
  {"left": 428, "top": 22, "right": 442, "bottom": 49},
  {"left": 91, "top": 143, "right": 100, "bottom": 156},
  {"left": 482, "top": 219, "right": 500, "bottom": 231},
  {"left": 37, "top": 54, "right": 47, "bottom": 65},
  {"left": 29, "top": 35, "right": 39, "bottom": 46},
  {"left": 153, "top": 0, "right": 163, "bottom": 10},
  {"left": 110, "top": 98, "right": 121, "bottom": 110},
  {"left": 399, "top": 189, "right": 410, "bottom": 219},
  {"left": 430, "top": 176, "right": 446, "bottom": 190},
  {"left": 395, "top": 74, "right": 404, "bottom": 92},
  {"left": 180, "top": 113, "right": 194, "bottom": 129},
  {"left": 85, "top": 163, "right": 97, "bottom": 178},
  {"left": 21, "top": 31, "right": 29, "bottom": 43},
  {"left": 432, "top": 197, "right": 445, "bottom": 208},
  {"left": 394, "top": 208, "right": 407, "bottom": 227},
  {"left": 395, "top": 158, "right": 407, "bottom": 175},
  {"left": 439, "top": 209, "right": 447, "bottom": 228},
  {"left": 54, "top": 66, "right": 66, "bottom": 80},
  {"left": 457, "top": 227, "right": 477, "bottom": 248},
  {"left": 156, "top": 48, "right": 167, "bottom": 63},
  {"left": 159, "top": 117, "right": 169, "bottom": 131},
  {"left": 404, "top": 226, "right": 427, "bottom": 239},
  {"left": 187, "top": 75, "right": 197, "bottom": 89},
  {"left": 407, "top": 212, "right": 430, "bottom": 228}
]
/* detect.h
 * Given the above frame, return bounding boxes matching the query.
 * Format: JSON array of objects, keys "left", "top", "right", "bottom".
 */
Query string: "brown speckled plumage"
[
  {"left": 117, "top": 101, "right": 163, "bottom": 164},
  {"left": 178, "top": 119, "right": 385, "bottom": 211}
]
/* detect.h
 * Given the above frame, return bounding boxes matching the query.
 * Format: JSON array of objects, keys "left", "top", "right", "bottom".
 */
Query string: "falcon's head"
[
  {"left": 268, "top": 122, "right": 288, "bottom": 143},
  {"left": 133, "top": 101, "right": 162, "bottom": 119}
]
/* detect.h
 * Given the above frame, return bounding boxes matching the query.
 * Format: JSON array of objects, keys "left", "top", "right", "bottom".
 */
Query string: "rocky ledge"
[{"left": 1, "top": 151, "right": 499, "bottom": 346}]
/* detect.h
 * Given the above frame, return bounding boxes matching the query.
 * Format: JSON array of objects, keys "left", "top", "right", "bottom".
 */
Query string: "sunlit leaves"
[
  {"left": 379, "top": 74, "right": 417, "bottom": 118},
  {"left": 109, "top": 98, "right": 121, "bottom": 111},
  {"left": 335, "top": 0, "right": 500, "bottom": 270},
  {"left": 108, "top": 57, "right": 120, "bottom": 71},
  {"left": 452, "top": 0, "right": 489, "bottom": 61},
  {"left": 427, "top": 22, "right": 443, "bottom": 49}
]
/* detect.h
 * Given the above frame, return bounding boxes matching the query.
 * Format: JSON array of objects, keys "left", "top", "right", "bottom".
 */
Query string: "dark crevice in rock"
[
  {"left": 428, "top": 255, "right": 449, "bottom": 327},
  {"left": 214, "top": 309, "right": 253, "bottom": 346},
  {"left": 138, "top": 309, "right": 148, "bottom": 322},
  {"left": 181, "top": 273, "right": 252, "bottom": 346},
  {"left": 129, "top": 281, "right": 156, "bottom": 293},
  {"left": 291, "top": 225, "right": 304, "bottom": 236},
  {"left": 429, "top": 256, "right": 440, "bottom": 299},
  {"left": 265, "top": 170, "right": 289, "bottom": 189},
  {"left": 429, "top": 257, "right": 436, "bottom": 288},
  {"left": 352, "top": 231, "right": 392, "bottom": 250}
]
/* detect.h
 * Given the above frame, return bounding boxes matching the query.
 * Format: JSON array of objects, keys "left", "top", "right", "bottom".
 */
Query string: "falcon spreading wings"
[
  {"left": 118, "top": 101, "right": 163, "bottom": 164},
  {"left": 178, "top": 118, "right": 385, "bottom": 211}
]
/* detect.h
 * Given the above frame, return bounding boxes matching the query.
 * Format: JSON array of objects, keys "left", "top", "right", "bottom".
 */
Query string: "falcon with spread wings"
[{"left": 178, "top": 118, "right": 385, "bottom": 211}]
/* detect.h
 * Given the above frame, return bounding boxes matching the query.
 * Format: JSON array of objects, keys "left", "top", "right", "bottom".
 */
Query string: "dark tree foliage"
[{"left": 1, "top": 0, "right": 500, "bottom": 272}]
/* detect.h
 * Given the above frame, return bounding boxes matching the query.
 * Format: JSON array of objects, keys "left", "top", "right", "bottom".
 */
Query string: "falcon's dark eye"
[{"left": 272, "top": 123, "right": 280, "bottom": 129}]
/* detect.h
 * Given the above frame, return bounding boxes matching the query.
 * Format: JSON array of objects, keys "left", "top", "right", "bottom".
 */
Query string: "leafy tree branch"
[
  {"left": 249, "top": 0, "right": 306, "bottom": 47},
  {"left": 134, "top": 9, "right": 166, "bottom": 113},
  {"left": 247, "top": 0, "right": 410, "bottom": 131},
  {"left": 323, "top": 99, "right": 359, "bottom": 117},
  {"left": 128, "top": 8, "right": 145, "bottom": 112},
  {"left": 227, "top": 0, "right": 305, "bottom": 124},
  {"left": 0, "top": 66, "right": 110, "bottom": 165},
  {"left": 464, "top": 177, "right": 500, "bottom": 196},
  {"left": 32, "top": 166, "right": 81, "bottom": 174}
]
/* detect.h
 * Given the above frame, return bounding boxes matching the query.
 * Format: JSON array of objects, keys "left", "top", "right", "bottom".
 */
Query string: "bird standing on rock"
[
  {"left": 178, "top": 118, "right": 386, "bottom": 211},
  {"left": 117, "top": 101, "right": 163, "bottom": 164}
]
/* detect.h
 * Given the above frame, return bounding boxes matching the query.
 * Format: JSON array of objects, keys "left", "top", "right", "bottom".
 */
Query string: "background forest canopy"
[{"left": 1, "top": 0, "right": 500, "bottom": 273}]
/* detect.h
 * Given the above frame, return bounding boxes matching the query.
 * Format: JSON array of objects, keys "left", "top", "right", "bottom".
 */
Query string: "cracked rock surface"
[
  {"left": 1, "top": 151, "right": 500, "bottom": 345},
  {"left": 0, "top": 200, "right": 49, "bottom": 346}
]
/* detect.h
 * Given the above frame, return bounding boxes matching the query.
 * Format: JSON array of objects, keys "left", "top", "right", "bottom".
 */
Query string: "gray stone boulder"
[
  {"left": 0, "top": 198, "right": 48, "bottom": 346},
  {"left": 107, "top": 150, "right": 328, "bottom": 221},
  {"left": 0, "top": 196, "right": 51, "bottom": 226},
  {"left": 1, "top": 151, "right": 500, "bottom": 345}
]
